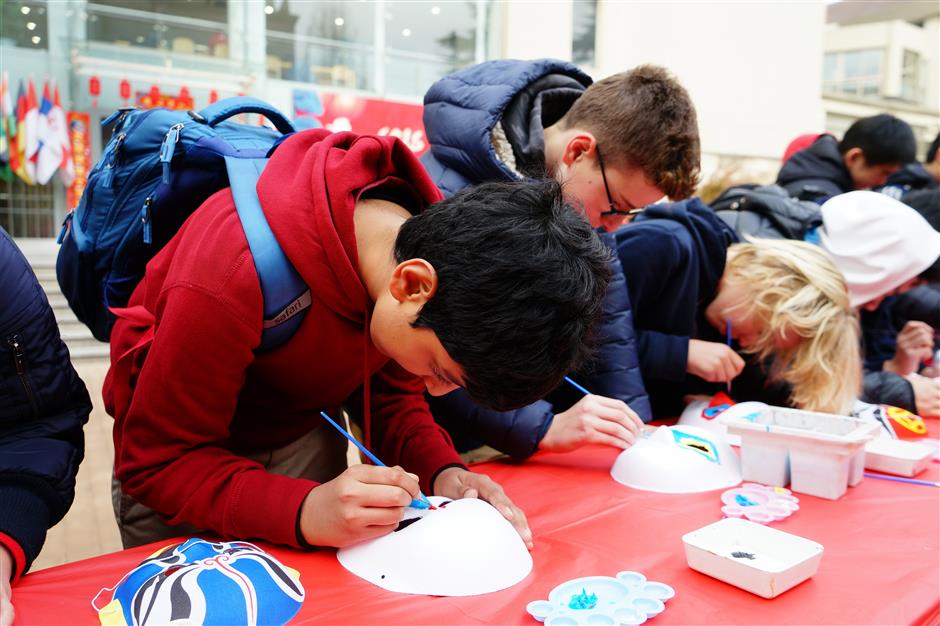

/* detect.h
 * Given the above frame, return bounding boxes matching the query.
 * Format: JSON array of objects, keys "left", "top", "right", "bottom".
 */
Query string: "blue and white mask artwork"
[
  {"left": 611, "top": 425, "right": 742, "bottom": 493},
  {"left": 94, "top": 538, "right": 304, "bottom": 626}
]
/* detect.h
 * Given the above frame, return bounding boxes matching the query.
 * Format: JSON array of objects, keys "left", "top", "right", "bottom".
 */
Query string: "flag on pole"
[
  {"left": 53, "top": 83, "right": 74, "bottom": 186},
  {"left": 24, "top": 78, "right": 40, "bottom": 183},
  {"left": 36, "top": 80, "right": 61, "bottom": 185},
  {"left": 0, "top": 72, "right": 11, "bottom": 182},
  {"left": 13, "top": 80, "right": 32, "bottom": 185}
]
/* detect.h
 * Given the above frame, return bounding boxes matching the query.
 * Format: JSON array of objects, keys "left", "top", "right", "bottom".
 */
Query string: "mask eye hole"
[{"left": 671, "top": 430, "right": 720, "bottom": 463}]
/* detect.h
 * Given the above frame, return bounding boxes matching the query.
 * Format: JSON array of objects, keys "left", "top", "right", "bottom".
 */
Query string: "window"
[
  {"left": 901, "top": 49, "right": 920, "bottom": 103},
  {"left": 822, "top": 49, "right": 883, "bottom": 98},
  {"left": 265, "top": 1, "right": 375, "bottom": 89},
  {"left": 263, "top": 0, "right": 490, "bottom": 97},
  {"left": 87, "top": 1, "right": 230, "bottom": 60},
  {"left": 572, "top": 0, "right": 597, "bottom": 66},
  {"left": 1, "top": 1, "right": 49, "bottom": 50},
  {"left": 384, "top": 1, "right": 481, "bottom": 97}
]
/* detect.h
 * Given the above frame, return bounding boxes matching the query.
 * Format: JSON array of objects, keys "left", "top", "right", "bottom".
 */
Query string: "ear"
[
  {"left": 561, "top": 132, "right": 598, "bottom": 167},
  {"left": 843, "top": 147, "right": 866, "bottom": 168},
  {"left": 387, "top": 259, "right": 438, "bottom": 304}
]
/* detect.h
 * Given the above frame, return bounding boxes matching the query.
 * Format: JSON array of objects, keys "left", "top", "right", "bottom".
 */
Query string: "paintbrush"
[
  {"left": 319, "top": 410, "right": 435, "bottom": 509},
  {"left": 864, "top": 472, "right": 940, "bottom": 487},
  {"left": 564, "top": 376, "right": 592, "bottom": 396},
  {"left": 726, "top": 318, "right": 733, "bottom": 395}
]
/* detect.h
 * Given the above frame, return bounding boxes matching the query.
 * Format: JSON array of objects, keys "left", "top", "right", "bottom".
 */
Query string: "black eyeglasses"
[{"left": 596, "top": 146, "right": 644, "bottom": 217}]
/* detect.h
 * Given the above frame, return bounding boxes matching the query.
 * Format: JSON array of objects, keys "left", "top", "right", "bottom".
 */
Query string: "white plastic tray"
[
  {"left": 682, "top": 518, "right": 823, "bottom": 598},
  {"left": 721, "top": 407, "right": 880, "bottom": 499},
  {"left": 864, "top": 438, "right": 934, "bottom": 477}
]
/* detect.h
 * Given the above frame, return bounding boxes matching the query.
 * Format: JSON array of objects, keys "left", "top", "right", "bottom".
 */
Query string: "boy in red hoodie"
[{"left": 104, "top": 130, "right": 610, "bottom": 551}]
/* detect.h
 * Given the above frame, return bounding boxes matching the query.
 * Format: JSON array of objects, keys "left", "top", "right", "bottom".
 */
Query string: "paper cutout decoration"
[
  {"left": 527, "top": 571, "right": 675, "bottom": 626},
  {"left": 94, "top": 538, "right": 304, "bottom": 626},
  {"left": 337, "top": 497, "right": 532, "bottom": 596},
  {"left": 884, "top": 405, "right": 927, "bottom": 438},
  {"left": 611, "top": 426, "right": 742, "bottom": 493},
  {"left": 721, "top": 483, "right": 800, "bottom": 524}
]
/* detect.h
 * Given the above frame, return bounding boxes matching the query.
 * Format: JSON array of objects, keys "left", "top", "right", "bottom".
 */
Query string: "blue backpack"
[{"left": 57, "top": 97, "right": 310, "bottom": 350}]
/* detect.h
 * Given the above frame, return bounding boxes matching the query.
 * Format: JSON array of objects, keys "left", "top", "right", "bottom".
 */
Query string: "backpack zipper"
[
  {"left": 160, "top": 123, "right": 185, "bottom": 184},
  {"left": 138, "top": 122, "right": 186, "bottom": 245},
  {"left": 141, "top": 195, "right": 154, "bottom": 244},
  {"left": 101, "top": 132, "right": 127, "bottom": 189},
  {"left": 7, "top": 335, "right": 39, "bottom": 416}
]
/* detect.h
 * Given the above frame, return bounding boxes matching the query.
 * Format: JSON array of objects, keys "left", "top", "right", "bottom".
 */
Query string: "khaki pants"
[{"left": 112, "top": 421, "right": 349, "bottom": 549}]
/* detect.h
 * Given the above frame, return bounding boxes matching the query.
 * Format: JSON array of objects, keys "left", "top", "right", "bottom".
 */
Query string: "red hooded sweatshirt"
[{"left": 103, "top": 130, "right": 464, "bottom": 547}]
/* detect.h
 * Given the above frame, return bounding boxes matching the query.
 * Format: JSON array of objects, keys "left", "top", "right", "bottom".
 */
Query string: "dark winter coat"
[
  {"left": 421, "top": 59, "right": 651, "bottom": 458},
  {"left": 711, "top": 184, "right": 822, "bottom": 240},
  {"left": 776, "top": 135, "right": 853, "bottom": 202},
  {"left": 878, "top": 163, "right": 937, "bottom": 199},
  {"left": 614, "top": 199, "right": 740, "bottom": 417},
  {"left": 0, "top": 228, "right": 91, "bottom": 578}
]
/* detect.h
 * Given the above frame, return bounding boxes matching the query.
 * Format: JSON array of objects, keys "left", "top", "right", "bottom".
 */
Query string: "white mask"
[
  {"left": 337, "top": 497, "right": 532, "bottom": 596},
  {"left": 611, "top": 425, "right": 742, "bottom": 493}
]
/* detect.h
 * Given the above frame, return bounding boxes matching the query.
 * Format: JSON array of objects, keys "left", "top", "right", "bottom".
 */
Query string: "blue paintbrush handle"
[
  {"left": 319, "top": 411, "right": 433, "bottom": 508},
  {"left": 864, "top": 472, "right": 940, "bottom": 487},
  {"left": 564, "top": 376, "right": 591, "bottom": 396}
]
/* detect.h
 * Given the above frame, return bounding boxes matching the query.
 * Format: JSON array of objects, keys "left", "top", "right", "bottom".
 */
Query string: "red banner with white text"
[{"left": 66, "top": 112, "right": 91, "bottom": 210}]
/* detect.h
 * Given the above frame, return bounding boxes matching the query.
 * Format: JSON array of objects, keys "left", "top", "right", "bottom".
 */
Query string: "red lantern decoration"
[
  {"left": 179, "top": 86, "right": 190, "bottom": 100},
  {"left": 208, "top": 89, "right": 219, "bottom": 104},
  {"left": 119, "top": 79, "right": 131, "bottom": 100},
  {"left": 149, "top": 85, "right": 160, "bottom": 105},
  {"left": 88, "top": 76, "right": 100, "bottom": 97}
]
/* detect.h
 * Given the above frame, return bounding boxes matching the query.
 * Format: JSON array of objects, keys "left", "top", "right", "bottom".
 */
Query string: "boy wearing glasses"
[{"left": 421, "top": 61, "right": 701, "bottom": 458}]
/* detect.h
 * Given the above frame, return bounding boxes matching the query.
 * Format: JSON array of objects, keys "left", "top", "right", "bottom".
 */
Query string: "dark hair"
[
  {"left": 838, "top": 114, "right": 916, "bottom": 165},
  {"left": 903, "top": 188, "right": 940, "bottom": 282},
  {"left": 561, "top": 65, "right": 700, "bottom": 200},
  {"left": 927, "top": 132, "right": 940, "bottom": 164},
  {"left": 395, "top": 179, "right": 612, "bottom": 410}
]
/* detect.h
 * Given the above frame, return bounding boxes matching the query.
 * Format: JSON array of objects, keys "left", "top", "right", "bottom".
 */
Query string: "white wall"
[
  {"left": 592, "top": 1, "right": 825, "bottom": 168},
  {"left": 500, "top": 1, "right": 573, "bottom": 60}
]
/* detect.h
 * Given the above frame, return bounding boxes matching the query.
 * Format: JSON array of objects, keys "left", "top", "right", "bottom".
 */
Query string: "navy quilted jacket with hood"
[
  {"left": 421, "top": 59, "right": 651, "bottom": 459},
  {"left": 0, "top": 228, "right": 90, "bottom": 577}
]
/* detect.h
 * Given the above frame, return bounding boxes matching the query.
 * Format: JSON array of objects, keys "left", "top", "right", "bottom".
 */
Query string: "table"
[{"left": 14, "top": 446, "right": 940, "bottom": 625}]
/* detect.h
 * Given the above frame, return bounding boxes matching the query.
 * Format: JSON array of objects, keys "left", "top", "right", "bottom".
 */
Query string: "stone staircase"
[{"left": 16, "top": 238, "right": 110, "bottom": 361}]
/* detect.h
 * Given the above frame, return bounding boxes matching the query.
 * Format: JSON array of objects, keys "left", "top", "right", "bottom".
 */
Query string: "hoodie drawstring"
[{"left": 363, "top": 306, "right": 371, "bottom": 450}]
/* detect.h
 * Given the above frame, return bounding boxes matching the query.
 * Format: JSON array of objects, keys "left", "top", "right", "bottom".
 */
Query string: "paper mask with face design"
[
  {"left": 337, "top": 497, "right": 532, "bottom": 596},
  {"left": 95, "top": 538, "right": 304, "bottom": 626},
  {"left": 611, "top": 426, "right": 742, "bottom": 493}
]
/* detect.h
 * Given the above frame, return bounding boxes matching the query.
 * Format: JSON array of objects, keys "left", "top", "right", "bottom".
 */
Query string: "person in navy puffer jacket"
[
  {"left": 0, "top": 227, "right": 91, "bottom": 625},
  {"left": 421, "top": 59, "right": 701, "bottom": 458}
]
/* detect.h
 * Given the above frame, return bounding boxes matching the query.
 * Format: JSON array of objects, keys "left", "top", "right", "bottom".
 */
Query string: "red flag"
[
  {"left": 24, "top": 78, "right": 40, "bottom": 181},
  {"left": 54, "top": 84, "right": 74, "bottom": 185}
]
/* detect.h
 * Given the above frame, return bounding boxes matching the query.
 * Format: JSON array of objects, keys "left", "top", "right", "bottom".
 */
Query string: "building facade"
[
  {"left": 823, "top": 1, "right": 940, "bottom": 157},
  {"left": 4, "top": 0, "right": 892, "bottom": 240}
]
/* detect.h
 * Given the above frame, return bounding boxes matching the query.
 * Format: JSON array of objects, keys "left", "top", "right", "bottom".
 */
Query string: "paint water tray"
[
  {"left": 526, "top": 571, "right": 674, "bottom": 626},
  {"left": 721, "top": 406, "right": 880, "bottom": 499},
  {"left": 864, "top": 437, "right": 934, "bottom": 477},
  {"left": 683, "top": 518, "right": 823, "bottom": 599}
]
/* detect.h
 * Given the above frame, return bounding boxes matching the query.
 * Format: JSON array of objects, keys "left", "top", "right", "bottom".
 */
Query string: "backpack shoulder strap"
[{"left": 225, "top": 155, "right": 311, "bottom": 352}]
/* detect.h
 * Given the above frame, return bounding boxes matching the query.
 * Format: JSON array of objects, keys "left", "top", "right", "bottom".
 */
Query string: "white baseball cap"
[{"left": 818, "top": 191, "right": 940, "bottom": 307}]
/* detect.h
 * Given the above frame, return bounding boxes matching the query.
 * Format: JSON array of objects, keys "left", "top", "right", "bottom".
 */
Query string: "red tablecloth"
[{"left": 14, "top": 447, "right": 940, "bottom": 625}]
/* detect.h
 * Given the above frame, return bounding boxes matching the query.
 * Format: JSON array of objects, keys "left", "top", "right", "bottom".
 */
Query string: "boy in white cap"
[{"left": 815, "top": 191, "right": 940, "bottom": 417}]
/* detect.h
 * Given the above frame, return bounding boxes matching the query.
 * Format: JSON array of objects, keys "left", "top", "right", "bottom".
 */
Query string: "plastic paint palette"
[
  {"left": 720, "top": 484, "right": 799, "bottom": 524},
  {"left": 682, "top": 518, "right": 823, "bottom": 599},
  {"left": 526, "top": 571, "right": 674, "bottom": 626}
]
